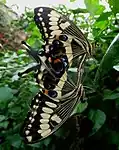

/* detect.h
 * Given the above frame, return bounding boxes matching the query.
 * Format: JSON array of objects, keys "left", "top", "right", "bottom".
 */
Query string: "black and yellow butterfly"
[{"left": 19, "top": 7, "right": 91, "bottom": 143}]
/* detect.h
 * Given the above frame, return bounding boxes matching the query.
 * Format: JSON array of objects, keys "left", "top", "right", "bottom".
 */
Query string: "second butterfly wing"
[{"left": 34, "top": 7, "right": 91, "bottom": 64}]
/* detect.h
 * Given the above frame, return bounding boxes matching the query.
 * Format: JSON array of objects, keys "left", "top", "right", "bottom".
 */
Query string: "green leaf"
[
  {"left": 115, "top": 87, "right": 119, "bottom": 92},
  {"left": 94, "top": 20, "right": 109, "bottom": 31},
  {"left": 88, "top": 109, "right": 106, "bottom": 135},
  {"left": 0, "top": 115, "right": 6, "bottom": 121},
  {"left": 70, "top": 8, "right": 88, "bottom": 14},
  {"left": 73, "top": 102, "right": 88, "bottom": 114},
  {"left": 0, "top": 121, "right": 9, "bottom": 129},
  {"left": 7, "top": 134, "right": 22, "bottom": 148},
  {"left": 96, "top": 12, "right": 112, "bottom": 22},
  {"left": 29, "top": 86, "right": 39, "bottom": 94},
  {"left": 8, "top": 107, "right": 21, "bottom": 114},
  {"left": 107, "top": 131, "right": 119, "bottom": 145},
  {"left": 108, "top": 0, "right": 119, "bottom": 14},
  {"left": 0, "top": 86, "right": 13, "bottom": 102},
  {"left": 103, "top": 91, "right": 119, "bottom": 100},
  {"left": 43, "top": 137, "right": 52, "bottom": 146},
  {"left": 0, "top": 0, "right": 6, "bottom": 4},
  {"left": 70, "top": 0, "right": 76, "bottom": 2},
  {"left": 54, "top": 127, "right": 65, "bottom": 138},
  {"left": 28, "top": 140, "right": 44, "bottom": 148},
  {"left": 95, "top": 34, "right": 119, "bottom": 87},
  {"left": 84, "top": 0, "right": 105, "bottom": 16}
]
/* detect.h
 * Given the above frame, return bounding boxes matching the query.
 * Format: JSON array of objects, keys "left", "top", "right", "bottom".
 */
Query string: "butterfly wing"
[
  {"left": 34, "top": 7, "right": 91, "bottom": 63},
  {"left": 21, "top": 83, "right": 84, "bottom": 143}
]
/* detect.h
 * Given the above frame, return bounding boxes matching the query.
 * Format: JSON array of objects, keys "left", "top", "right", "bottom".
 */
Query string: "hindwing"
[{"left": 21, "top": 84, "right": 84, "bottom": 143}]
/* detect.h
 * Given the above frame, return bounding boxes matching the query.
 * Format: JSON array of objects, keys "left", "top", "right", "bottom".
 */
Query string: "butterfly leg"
[
  {"left": 22, "top": 41, "right": 43, "bottom": 63},
  {"left": 18, "top": 64, "right": 40, "bottom": 77}
]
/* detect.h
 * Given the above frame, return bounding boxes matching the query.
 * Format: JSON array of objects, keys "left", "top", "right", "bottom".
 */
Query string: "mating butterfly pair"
[{"left": 19, "top": 7, "right": 91, "bottom": 143}]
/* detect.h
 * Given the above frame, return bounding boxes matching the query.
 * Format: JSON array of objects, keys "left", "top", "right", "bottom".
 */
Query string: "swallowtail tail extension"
[{"left": 19, "top": 7, "right": 91, "bottom": 143}]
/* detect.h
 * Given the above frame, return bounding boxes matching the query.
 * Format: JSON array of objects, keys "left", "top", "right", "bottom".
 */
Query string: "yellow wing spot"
[
  {"left": 41, "top": 129, "right": 51, "bottom": 137},
  {"left": 26, "top": 136, "right": 32, "bottom": 142},
  {"left": 40, "top": 124, "right": 50, "bottom": 130}
]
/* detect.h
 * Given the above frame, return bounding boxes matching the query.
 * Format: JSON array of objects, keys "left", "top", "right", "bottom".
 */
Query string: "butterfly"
[{"left": 19, "top": 7, "right": 91, "bottom": 143}]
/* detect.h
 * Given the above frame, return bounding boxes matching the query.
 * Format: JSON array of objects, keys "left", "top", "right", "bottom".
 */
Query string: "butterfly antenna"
[{"left": 21, "top": 41, "right": 41, "bottom": 63}]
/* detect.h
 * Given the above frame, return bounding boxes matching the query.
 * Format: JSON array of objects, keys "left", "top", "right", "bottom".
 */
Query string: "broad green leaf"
[
  {"left": 95, "top": 33, "right": 119, "bottom": 87},
  {"left": 103, "top": 92, "right": 119, "bottom": 100},
  {"left": 17, "top": 49, "right": 24, "bottom": 55},
  {"left": 54, "top": 127, "right": 65, "bottom": 138},
  {"left": 8, "top": 107, "right": 21, "bottom": 114},
  {"left": 96, "top": 12, "right": 112, "bottom": 22},
  {"left": 0, "top": 115, "right": 6, "bottom": 122},
  {"left": 84, "top": 0, "right": 105, "bottom": 16},
  {"left": 108, "top": 0, "right": 119, "bottom": 14},
  {"left": 0, "top": 121, "right": 9, "bottom": 129},
  {"left": 94, "top": 20, "right": 109, "bottom": 31},
  {"left": 107, "top": 131, "right": 119, "bottom": 145},
  {"left": 70, "top": 8, "right": 88, "bottom": 14},
  {"left": 0, "top": 86, "right": 13, "bottom": 102},
  {"left": 43, "top": 137, "right": 52, "bottom": 146},
  {"left": 28, "top": 140, "right": 44, "bottom": 148},
  {"left": 73, "top": 102, "right": 88, "bottom": 115},
  {"left": 88, "top": 109, "right": 106, "bottom": 135},
  {"left": 29, "top": 86, "right": 39, "bottom": 94},
  {"left": 28, "top": 135, "right": 51, "bottom": 147},
  {"left": 0, "top": 143, "right": 10, "bottom": 150},
  {"left": 115, "top": 87, "right": 119, "bottom": 92},
  {"left": 7, "top": 134, "right": 22, "bottom": 148}
]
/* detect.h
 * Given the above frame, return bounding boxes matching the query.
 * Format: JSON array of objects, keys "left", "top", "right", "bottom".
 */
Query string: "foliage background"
[{"left": 0, "top": 0, "right": 119, "bottom": 149}]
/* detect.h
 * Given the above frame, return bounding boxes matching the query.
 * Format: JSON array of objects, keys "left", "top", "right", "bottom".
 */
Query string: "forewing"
[{"left": 34, "top": 7, "right": 91, "bottom": 63}]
